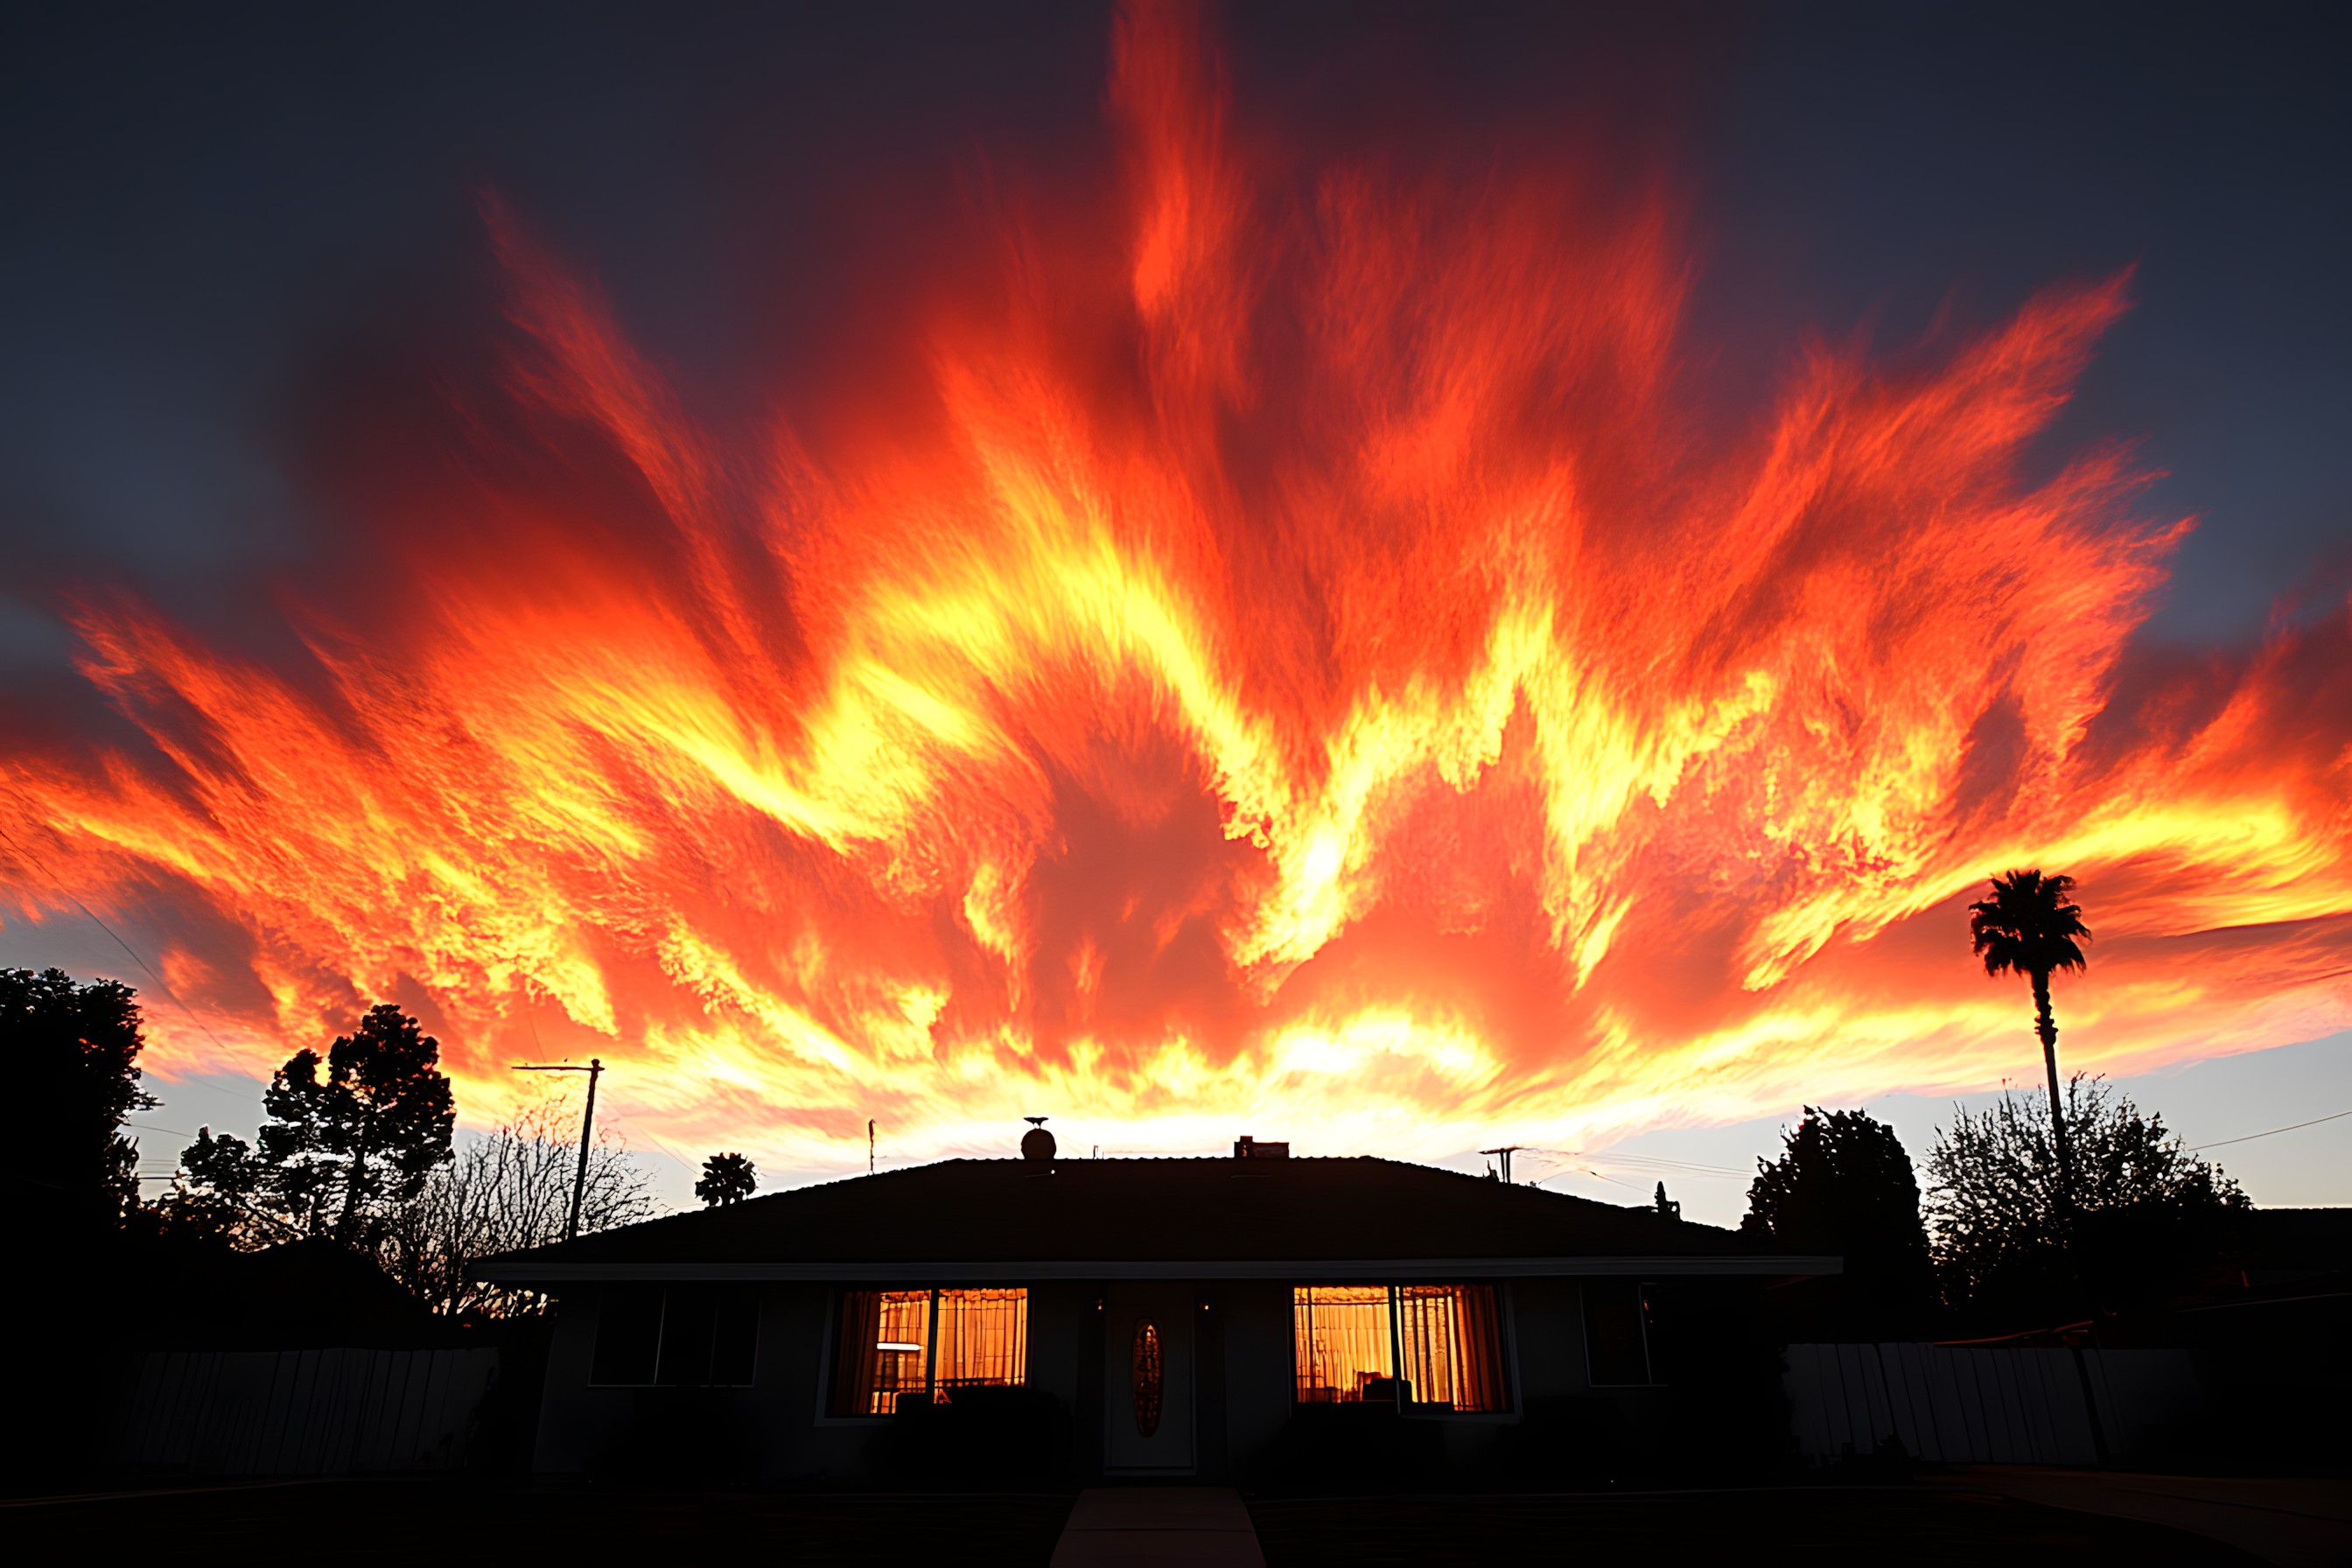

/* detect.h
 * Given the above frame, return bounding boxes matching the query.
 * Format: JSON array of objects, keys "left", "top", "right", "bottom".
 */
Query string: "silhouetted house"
[
  {"left": 2110, "top": 1205, "right": 2352, "bottom": 1469},
  {"left": 2235, "top": 1206, "right": 2352, "bottom": 1294},
  {"left": 135, "top": 1236, "right": 441, "bottom": 1348},
  {"left": 475, "top": 1141, "right": 1838, "bottom": 1483}
]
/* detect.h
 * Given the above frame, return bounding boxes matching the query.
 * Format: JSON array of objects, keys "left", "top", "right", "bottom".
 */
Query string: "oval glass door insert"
[{"left": 1133, "top": 1320, "right": 1164, "bottom": 1437}]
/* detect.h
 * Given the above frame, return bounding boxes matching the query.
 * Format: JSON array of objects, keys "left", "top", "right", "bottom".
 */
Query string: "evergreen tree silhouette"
[{"left": 1743, "top": 1106, "right": 1936, "bottom": 1335}]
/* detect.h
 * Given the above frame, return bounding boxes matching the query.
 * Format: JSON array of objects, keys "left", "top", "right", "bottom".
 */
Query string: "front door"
[{"left": 1102, "top": 1282, "right": 1195, "bottom": 1472}]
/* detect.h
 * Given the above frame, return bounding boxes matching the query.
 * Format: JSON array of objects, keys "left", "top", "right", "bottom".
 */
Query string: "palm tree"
[
  {"left": 695, "top": 1151, "right": 758, "bottom": 1207},
  {"left": 1968, "top": 869, "right": 2091, "bottom": 1190}
]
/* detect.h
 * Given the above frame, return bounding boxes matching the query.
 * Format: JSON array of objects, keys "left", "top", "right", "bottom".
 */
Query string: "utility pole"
[
  {"left": 868, "top": 1118, "right": 876, "bottom": 1175},
  {"left": 512, "top": 1057, "right": 604, "bottom": 1242},
  {"left": 1480, "top": 1144, "right": 1524, "bottom": 1184}
]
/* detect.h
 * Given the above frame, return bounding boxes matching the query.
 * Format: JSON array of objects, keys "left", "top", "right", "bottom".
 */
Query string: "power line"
[
  {"left": 1536, "top": 1166, "right": 1632, "bottom": 1189},
  {"left": 1525, "top": 1146, "right": 1748, "bottom": 1178},
  {"left": 2189, "top": 1108, "right": 2352, "bottom": 1152},
  {"left": 0, "top": 818, "right": 245, "bottom": 1068},
  {"left": 1578, "top": 1158, "right": 1748, "bottom": 1181},
  {"left": 158, "top": 1075, "right": 264, "bottom": 1108}
]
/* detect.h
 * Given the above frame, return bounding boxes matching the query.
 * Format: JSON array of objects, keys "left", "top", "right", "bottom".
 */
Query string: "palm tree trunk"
[{"left": 2032, "top": 969, "right": 2074, "bottom": 1194}]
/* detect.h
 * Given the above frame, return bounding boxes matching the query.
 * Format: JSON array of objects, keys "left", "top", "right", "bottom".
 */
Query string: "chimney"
[{"left": 1233, "top": 1135, "right": 1290, "bottom": 1159}]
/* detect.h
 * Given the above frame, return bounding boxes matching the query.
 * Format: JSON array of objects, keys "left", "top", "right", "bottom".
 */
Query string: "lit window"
[
  {"left": 1292, "top": 1284, "right": 1508, "bottom": 1412},
  {"left": 1396, "top": 1284, "right": 1508, "bottom": 1413},
  {"left": 831, "top": 1289, "right": 932, "bottom": 1415},
  {"left": 934, "top": 1287, "right": 1028, "bottom": 1394},
  {"left": 1294, "top": 1285, "right": 1396, "bottom": 1404},
  {"left": 830, "top": 1287, "right": 1029, "bottom": 1416}
]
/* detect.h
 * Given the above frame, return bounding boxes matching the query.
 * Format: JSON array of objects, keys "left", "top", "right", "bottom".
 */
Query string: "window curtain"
[
  {"left": 830, "top": 1288, "right": 932, "bottom": 1415},
  {"left": 933, "top": 1287, "right": 1027, "bottom": 1398},
  {"left": 829, "top": 1291, "right": 883, "bottom": 1417},
  {"left": 1292, "top": 1285, "right": 1394, "bottom": 1403},
  {"left": 1396, "top": 1284, "right": 1507, "bottom": 1412}
]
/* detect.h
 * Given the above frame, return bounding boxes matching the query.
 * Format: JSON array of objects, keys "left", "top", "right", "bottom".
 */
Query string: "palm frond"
[{"left": 1968, "top": 867, "right": 2091, "bottom": 978}]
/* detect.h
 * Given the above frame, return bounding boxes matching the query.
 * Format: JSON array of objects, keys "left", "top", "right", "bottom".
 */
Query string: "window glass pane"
[
  {"left": 710, "top": 1286, "right": 760, "bottom": 1386},
  {"left": 874, "top": 1291, "right": 933, "bottom": 1410},
  {"left": 591, "top": 1285, "right": 663, "bottom": 1386},
  {"left": 1584, "top": 1279, "right": 1651, "bottom": 1385},
  {"left": 658, "top": 1284, "right": 720, "bottom": 1385},
  {"left": 1396, "top": 1284, "right": 1508, "bottom": 1412},
  {"left": 1637, "top": 1282, "right": 1664, "bottom": 1383},
  {"left": 831, "top": 1289, "right": 931, "bottom": 1415},
  {"left": 1133, "top": 1320, "right": 1164, "bottom": 1436},
  {"left": 934, "top": 1287, "right": 1026, "bottom": 1396},
  {"left": 1293, "top": 1285, "right": 1395, "bottom": 1404}
]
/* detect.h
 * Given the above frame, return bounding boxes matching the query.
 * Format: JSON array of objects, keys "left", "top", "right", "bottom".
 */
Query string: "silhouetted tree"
[
  {"left": 180, "top": 1003, "right": 454, "bottom": 1241},
  {"left": 1927, "top": 1075, "right": 2245, "bottom": 1325},
  {"left": 270, "top": 1005, "right": 456, "bottom": 1238},
  {"left": 379, "top": 1096, "right": 655, "bottom": 1316},
  {"left": 2, "top": 967, "right": 156, "bottom": 1229},
  {"left": 1742, "top": 1106, "right": 1936, "bottom": 1335},
  {"left": 1968, "top": 869, "right": 2090, "bottom": 1188},
  {"left": 156, "top": 1125, "right": 287, "bottom": 1246},
  {"left": 696, "top": 1151, "right": 757, "bottom": 1207}
]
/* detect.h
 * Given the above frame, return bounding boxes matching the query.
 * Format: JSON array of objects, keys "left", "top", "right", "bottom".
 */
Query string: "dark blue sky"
[
  {"left": 3, "top": 1, "right": 2346, "bottom": 675},
  {"left": 5, "top": 1, "right": 2348, "bottom": 1210}
]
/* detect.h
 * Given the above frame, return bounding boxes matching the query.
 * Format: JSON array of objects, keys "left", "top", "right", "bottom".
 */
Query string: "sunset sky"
[{"left": 4, "top": 3, "right": 2346, "bottom": 1214}]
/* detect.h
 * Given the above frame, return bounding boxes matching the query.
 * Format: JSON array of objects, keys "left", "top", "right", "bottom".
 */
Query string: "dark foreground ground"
[{"left": 0, "top": 1479, "right": 2278, "bottom": 1565}]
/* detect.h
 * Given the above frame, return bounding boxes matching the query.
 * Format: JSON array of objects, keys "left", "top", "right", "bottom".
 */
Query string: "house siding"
[
  {"left": 1217, "top": 1279, "right": 1294, "bottom": 1475},
  {"left": 528, "top": 1271, "right": 1757, "bottom": 1481}
]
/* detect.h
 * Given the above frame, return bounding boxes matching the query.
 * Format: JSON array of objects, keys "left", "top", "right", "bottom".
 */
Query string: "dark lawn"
[
  {"left": 1249, "top": 1488, "right": 2269, "bottom": 1566},
  {"left": 2, "top": 1480, "right": 2261, "bottom": 1564},
  {"left": 4, "top": 1482, "right": 1077, "bottom": 1564}
]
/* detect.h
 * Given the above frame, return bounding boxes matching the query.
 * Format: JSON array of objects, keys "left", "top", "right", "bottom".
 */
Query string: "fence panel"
[
  {"left": 108, "top": 1347, "right": 502, "bottom": 1476},
  {"left": 2085, "top": 1348, "right": 2203, "bottom": 1454},
  {"left": 1786, "top": 1342, "right": 2197, "bottom": 1466}
]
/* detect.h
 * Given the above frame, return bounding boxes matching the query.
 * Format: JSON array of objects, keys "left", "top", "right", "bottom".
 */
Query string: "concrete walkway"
[
  {"left": 1048, "top": 1487, "right": 1267, "bottom": 1567},
  {"left": 1933, "top": 1466, "right": 2352, "bottom": 1566}
]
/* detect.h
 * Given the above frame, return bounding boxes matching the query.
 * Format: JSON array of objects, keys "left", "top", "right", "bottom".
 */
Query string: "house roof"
[
  {"left": 475, "top": 1157, "right": 1838, "bottom": 1284},
  {"left": 2240, "top": 1207, "right": 2352, "bottom": 1270}
]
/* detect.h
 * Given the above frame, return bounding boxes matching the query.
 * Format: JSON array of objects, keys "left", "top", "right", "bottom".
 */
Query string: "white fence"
[
  {"left": 1784, "top": 1341, "right": 2202, "bottom": 1466},
  {"left": 108, "top": 1347, "right": 504, "bottom": 1474}
]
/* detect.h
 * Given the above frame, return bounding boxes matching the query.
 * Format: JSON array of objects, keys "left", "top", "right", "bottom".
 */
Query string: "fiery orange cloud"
[{"left": 4, "top": 3, "right": 2348, "bottom": 1176}]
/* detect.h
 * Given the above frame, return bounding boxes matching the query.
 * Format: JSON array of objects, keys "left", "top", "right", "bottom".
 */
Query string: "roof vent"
[
  {"left": 1020, "top": 1116, "right": 1057, "bottom": 1161},
  {"left": 1233, "top": 1135, "right": 1289, "bottom": 1159}
]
